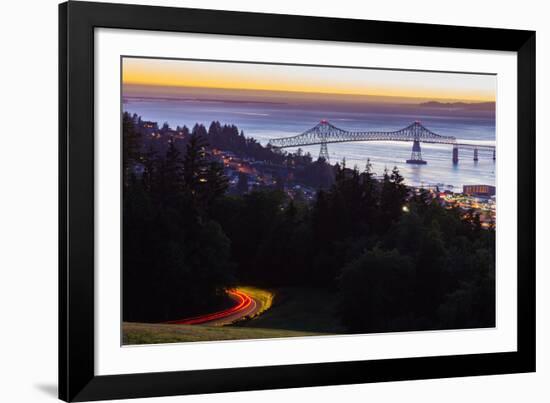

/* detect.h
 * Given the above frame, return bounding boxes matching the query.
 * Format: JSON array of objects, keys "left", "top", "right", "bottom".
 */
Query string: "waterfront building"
[{"left": 463, "top": 184, "right": 496, "bottom": 197}]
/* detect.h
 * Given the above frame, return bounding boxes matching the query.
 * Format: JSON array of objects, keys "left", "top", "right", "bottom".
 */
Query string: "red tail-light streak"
[{"left": 164, "top": 289, "right": 253, "bottom": 325}]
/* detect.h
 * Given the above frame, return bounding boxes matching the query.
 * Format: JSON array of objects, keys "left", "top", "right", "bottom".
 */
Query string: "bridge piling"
[
  {"left": 452, "top": 146, "right": 459, "bottom": 164},
  {"left": 406, "top": 139, "right": 427, "bottom": 165},
  {"left": 473, "top": 148, "right": 479, "bottom": 162}
]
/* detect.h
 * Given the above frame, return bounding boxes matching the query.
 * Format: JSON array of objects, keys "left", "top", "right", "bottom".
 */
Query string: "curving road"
[{"left": 164, "top": 289, "right": 261, "bottom": 326}]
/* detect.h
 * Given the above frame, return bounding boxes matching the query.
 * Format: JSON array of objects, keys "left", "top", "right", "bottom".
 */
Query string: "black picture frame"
[{"left": 59, "top": 1, "right": 536, "bottom": 401}]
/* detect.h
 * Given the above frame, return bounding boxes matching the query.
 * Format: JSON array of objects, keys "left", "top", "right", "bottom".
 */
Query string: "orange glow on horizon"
[{"left": 122, "top": 58, "right": 496, "bottom": 103}]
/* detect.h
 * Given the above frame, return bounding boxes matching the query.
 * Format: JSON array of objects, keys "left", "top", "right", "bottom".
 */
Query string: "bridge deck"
[{"left": 268, "top": 120, "right": 494, "bottom": 150}]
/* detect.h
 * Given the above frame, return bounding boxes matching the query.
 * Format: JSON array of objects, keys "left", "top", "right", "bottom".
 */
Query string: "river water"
[{"left": 124, "top": 97, "right": 496, "bottom": 190}]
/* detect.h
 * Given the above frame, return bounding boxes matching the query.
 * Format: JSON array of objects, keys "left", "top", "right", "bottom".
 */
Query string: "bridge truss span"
[
  {"left": 267, "top": 120, "right": 494, "bottom": 164},
  {"left": 268, "top": 120, "right": 457, "bottom": 148}
]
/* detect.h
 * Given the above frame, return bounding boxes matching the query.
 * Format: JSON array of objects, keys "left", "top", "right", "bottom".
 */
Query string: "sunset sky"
[{"left": 122, "top": 57, "right": 496, "bottom": 103}]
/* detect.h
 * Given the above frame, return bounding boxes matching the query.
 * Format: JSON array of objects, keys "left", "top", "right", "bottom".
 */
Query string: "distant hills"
[{"left": 419, "top": 101, "right": 495, "bottom": 111}]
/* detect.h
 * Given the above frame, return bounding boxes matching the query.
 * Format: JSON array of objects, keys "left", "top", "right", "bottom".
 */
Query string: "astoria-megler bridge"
[{"left": 267, "top": 120, "right": 495, "bottom": 164}]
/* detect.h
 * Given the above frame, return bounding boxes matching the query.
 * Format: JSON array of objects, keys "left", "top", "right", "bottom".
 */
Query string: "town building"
[{"left": 462, "top": 184, "right": 496, "bottom": 197}]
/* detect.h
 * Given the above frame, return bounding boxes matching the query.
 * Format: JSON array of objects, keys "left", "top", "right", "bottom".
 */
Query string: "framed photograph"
[{"left": 59, "top": 1, "right": 535, "bottom": 401}]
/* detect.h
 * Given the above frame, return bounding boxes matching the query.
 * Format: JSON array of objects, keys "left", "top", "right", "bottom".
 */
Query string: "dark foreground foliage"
[{"left": 123, "top": 113, "right": 495, "bottom": 331}]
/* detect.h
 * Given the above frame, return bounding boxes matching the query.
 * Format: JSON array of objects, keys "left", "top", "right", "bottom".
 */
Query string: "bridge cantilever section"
[
  {"left": 267, "top": 120, "right": 495, "bottom": 164},
  {"left": 267, "top": 120, "right": 458, "bottom": 148}
]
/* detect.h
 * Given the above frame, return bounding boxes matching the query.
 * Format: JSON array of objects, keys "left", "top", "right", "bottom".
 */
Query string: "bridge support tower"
[
  {"left": 406, "top": 139, "right": 427, "bottom": 164},
  {"left": 493, "top": 149, "right": 496, "bottom": 161},
  {"left": 452, "top": 146, "right": 459, "bottom": 164},
  {"left": 318, "top": 141, "right": 330, "bottom": 162},
  {"left": 473, "top": 148, "right": 479, "bottom": 162}
]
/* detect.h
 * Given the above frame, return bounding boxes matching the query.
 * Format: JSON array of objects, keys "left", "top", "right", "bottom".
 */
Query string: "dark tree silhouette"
[
  {"left": 183, "top": 133, "right": 208, "bottom": 194},
  {"left": 122, "top": 111, "right": 141, "bottom": 183},
  {"left": 338, "top": 247, "right": 415, "bottom": 333},
  {"left": 236, "top": 172, "right": 249, "bottom": 195}
]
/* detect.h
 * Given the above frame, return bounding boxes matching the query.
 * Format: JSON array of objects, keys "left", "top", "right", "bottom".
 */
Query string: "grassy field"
[
  {"left": 239, "top": 287, "right": 345, "bottom": 333},
  {"left": 123, "top": 322, "right": 319, "bottom": 345},
  {"left": 123, "top": 286, "right": 344, "bottom": 344}
]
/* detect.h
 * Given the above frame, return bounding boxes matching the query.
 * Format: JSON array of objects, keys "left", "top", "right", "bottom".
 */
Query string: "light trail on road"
[{"left": 164, "top": 289, "right": 254, "bottom": 325}]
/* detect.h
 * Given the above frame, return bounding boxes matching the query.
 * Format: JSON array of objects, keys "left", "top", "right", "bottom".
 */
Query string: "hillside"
[{"left": 123, "top": 322, "right": 321, "bottom": 345}]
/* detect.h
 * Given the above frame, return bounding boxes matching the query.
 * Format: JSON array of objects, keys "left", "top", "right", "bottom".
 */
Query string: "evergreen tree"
[
  {"left": 380, "top": 166, "right": 408, "bottom": 224},
  {"left": 338, "top": 247, "right": 415, "bottom": 332},
  {"left": 236, "top": 172, "right": 249, "bottom": 195},
  {"left": 183, "top": 133, "right": 208, "bottom": 194},
  {"left": 141, "top": 143, "right": 157, "bottom": 193},
  {"left": 200, "top": 161, "right": 228, "bottom": 211},
  {"left": 361, "top": 159, "right": 378, "bottom": 220},
  {"left": 163, "top": 138, "right": 184, "bottom": 195},
  {"left": 122, "top": 111, "right": 141, "bottom": 184},
  {"left": 191, "top": 123, "right": 208, "bottom": 139}
]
